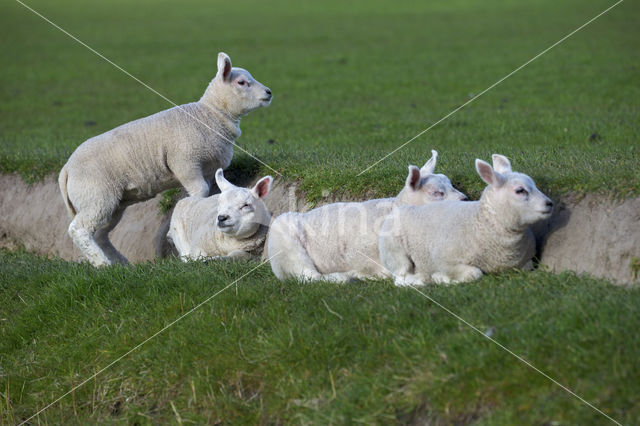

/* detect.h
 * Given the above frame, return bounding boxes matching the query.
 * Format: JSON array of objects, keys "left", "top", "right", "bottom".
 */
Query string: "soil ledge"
[{"left": 1, "top": 174, "right": 637, "bottom": 285}]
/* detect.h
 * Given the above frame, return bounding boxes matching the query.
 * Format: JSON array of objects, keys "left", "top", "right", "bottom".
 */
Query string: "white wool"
[
  {"left": 379, "top": 154, "right": 553, "bottom": 286},
  {"left": 168, "top": 169, "right": 272, "bottom": 261},
  {"left": 267, "top": 151, "right": 467, "bottom": 282},
  {"left": 58, "top": 52, "right": 272, "bottom": 266}
]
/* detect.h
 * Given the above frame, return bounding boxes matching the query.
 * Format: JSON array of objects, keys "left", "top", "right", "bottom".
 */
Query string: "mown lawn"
[
  {"left": 1, "top": 0, "right": 638, "bottom": 200},
  {"left": 0, "top": 250, "right": 638, "bottom": 424}
]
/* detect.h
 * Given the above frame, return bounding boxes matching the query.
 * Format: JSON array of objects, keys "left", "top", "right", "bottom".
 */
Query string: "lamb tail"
[{"left": 58, "top": 165, "right": 76, "bottom": 219}]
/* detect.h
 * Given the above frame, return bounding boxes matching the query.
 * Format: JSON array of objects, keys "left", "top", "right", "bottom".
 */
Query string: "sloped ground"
[{"left": 1, "top": 173, "right": 638, "bottom": 284}]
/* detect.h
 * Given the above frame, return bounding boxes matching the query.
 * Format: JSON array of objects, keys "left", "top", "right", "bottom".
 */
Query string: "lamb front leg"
[
  {"left": 209, "top": 250, "right": 254, "bottom": 262},
  {"left": 394, "top": 273, "right": 428, "bottom": 287},
  {"left": 451, "top": 264, "right": 483, "bottom": 283},
  {"left": 432, "top": 265, "right": 482, "bottom": 285},
  {"left": 174, "top": 166, "right": 210, "bottom": 197}
]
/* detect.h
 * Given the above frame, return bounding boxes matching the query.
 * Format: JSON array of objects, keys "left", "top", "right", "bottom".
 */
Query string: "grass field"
[
  {"left": 1, "top": 0, "right": 639, "bottom": 200},
  {"left": 1, "top": 250, "right": 639, "bottom": 424},
  {"left": 2, "top": 0, "right": 639, "bottom": 424}
]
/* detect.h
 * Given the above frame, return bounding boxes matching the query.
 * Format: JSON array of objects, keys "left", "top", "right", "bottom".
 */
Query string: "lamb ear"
[
  {"left": 491, "top": 154, "right": 512, "bottom": 174},
  {"left": 406, "top": 165, "right": 421, "bottom": 191},
  {"left": 252, "top": 176, "right": 273, "bottom": 199},
  {"left": 216, "top": 52, "right": 232, "bottom": 82},
  {"left": 475, "top": 159, "right": 505, "bottom": 188},
  {"left": 420, "top": 150, "right": 438, "bottom": 176},
  {"left": 215, "top": 168, "right": 234, "bottom": 192}
]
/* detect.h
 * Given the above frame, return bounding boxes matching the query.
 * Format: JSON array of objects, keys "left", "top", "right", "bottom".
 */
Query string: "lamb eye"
[
  {"left": 240, "top": 203, "right": 251, "bottom": 210},
  {"left": 515, "top": 187, "right": 528, "bottom": 195},
  {"left": 237, "top": 80, "right": 245, "bottom": 86}
]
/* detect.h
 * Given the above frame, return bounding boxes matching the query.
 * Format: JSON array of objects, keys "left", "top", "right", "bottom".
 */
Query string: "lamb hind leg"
[
  {"left": 94, "top": 207, "right": 129, "bottom": 265},
  {"left": 378, "top": 236, "right": 421, "bottom": 286},
  {"left": 267, "top": 220, "right": 324, "bottom": 282},
  {"left": 278, "top": 250, "right": 325, "bottom": 283},
  {"left": 69, "top": 213, "right": 113, "bottom": 267}
]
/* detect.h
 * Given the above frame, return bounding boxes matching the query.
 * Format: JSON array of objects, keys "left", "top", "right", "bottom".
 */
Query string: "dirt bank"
[
  {"left": 535, "top": 194, "right": 640, "bottom": 284},
  {"left": 0, "top": 174, "right": 169, "bottom": 263},
  {"left": 0, "top": 174, "right": 638, "bottom": 285}
]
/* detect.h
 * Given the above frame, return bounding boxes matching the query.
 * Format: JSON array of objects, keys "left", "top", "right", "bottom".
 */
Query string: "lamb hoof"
[
  {"left": 394, "top": 275, "right": 425, "bottom": 287},
  {"left": 456, "top": 267, "right": 483, "bottom": 283},
  {"left": 431, "top": 273, "right": 452, "bottom": 285}
]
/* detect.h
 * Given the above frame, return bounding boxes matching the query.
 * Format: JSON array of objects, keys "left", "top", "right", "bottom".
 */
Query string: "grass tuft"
[{"left": 158, "top": 188, "right": 182, "bottom": 215}]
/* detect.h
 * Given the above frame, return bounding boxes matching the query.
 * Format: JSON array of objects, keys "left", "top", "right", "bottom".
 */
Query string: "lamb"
[
  {"left": 267, "top": 150, "right": 467, "bottom": 282},
  {"left": 58, "top": 52, "right": 272, "bottom": 266},
  {"left": 167, "top": 169, "right": 272, "bottom": 261},
  {"left": 378, "top": 154, "right": 554, "bottom": 286}
]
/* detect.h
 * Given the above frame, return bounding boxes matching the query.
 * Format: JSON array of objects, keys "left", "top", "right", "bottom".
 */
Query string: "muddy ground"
[{"left": 1, "top": 173, "right": 638, "bottom": 284}]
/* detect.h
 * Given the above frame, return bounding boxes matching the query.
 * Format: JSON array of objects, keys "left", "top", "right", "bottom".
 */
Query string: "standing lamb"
[
  {"left": 58, "top": 52, "right": 272, "bottom": 266},
  {"left": 267, "top": 151, "right": 467, "bottom": 282},
  {"left": 378, "top": 154, "right": 553, "bottom": 286},
  {"left": 168, "top": 169, "right": 272, "bottom": 261}
]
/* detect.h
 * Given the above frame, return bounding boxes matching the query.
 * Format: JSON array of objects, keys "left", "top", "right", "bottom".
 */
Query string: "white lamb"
[
  {"left": 378, "top": 154, "right": 554, "bottom": 286},
  {"left": 58, "top": 52, "right": 272, "bottom": 266},
  {"left": 167, "top": 169, "right": 272, "bottom": 261},
  {"left": 267, "top": 151, "right": 467, "bottom": 282}
]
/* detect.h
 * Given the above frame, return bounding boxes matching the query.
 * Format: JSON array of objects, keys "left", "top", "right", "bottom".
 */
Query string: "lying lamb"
[
  {"left": 378, "top": 154, "right": 553, "bottom": 286},
  {"left": 267, "top": 150, "right": 467, "bottom": 282},
  {"left": 168, "top": 169, "right": 272, "bottom": 261},
  {"left": 58, "top": 52, "right": 272, "bottom": 266}
]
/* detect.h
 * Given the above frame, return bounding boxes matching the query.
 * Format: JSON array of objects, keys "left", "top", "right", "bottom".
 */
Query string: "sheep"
[
  {"left": 167, "top": 169, "right": 272, "bottom": 261},
  {"left": 378, "top": 154, "right": 554, "bottom": 286},
  {"left": 267, "top": 150, "right": 467, "bottom": 282},
  {"left": 58, "top": 52, "right": 272, "bottom": 266}
]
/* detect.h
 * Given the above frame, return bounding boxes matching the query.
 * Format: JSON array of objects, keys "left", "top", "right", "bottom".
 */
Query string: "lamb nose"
[
  {"left": 546, "top": 200, "right": 554, "bottom": 208},
  {"left": 217, "top": 214, "right": 229, "bottom": 222},
  {"left": 265, "top": 88, "right": 272, "bottom": 95}
]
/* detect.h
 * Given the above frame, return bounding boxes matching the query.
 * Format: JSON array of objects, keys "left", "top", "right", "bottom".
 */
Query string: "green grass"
[
  {"left": 1, "top": 0, "right": 638, "bottom": 200},
  {"left": 1, "top": 1, "right": 638, "bottom": 423},
  {"left": 1, "top": 249, "right": 638, "bottom": 424}
]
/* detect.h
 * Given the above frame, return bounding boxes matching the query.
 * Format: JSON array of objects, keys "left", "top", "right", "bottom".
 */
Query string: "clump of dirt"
[{"left": 0, "top": 173, "right": 638, "bottom": 285}]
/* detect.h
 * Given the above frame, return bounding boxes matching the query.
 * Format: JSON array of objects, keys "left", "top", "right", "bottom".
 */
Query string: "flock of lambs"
[{"left": 58, "top": 53, "right": 554, "bottom": 286}]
